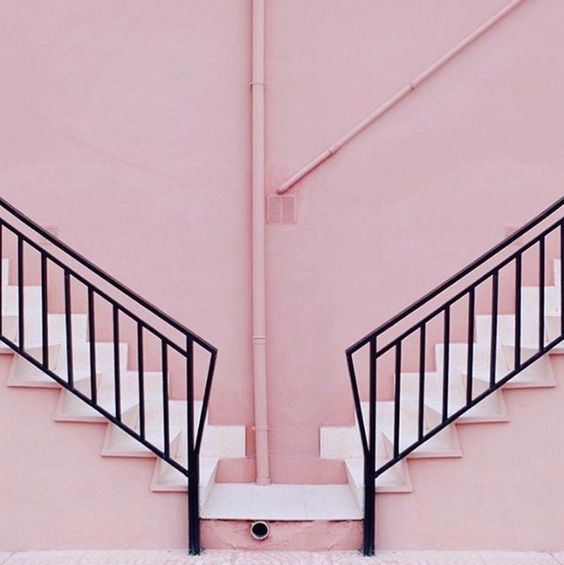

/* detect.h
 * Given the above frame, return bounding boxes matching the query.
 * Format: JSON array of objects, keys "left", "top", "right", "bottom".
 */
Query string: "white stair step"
[
  {"left": 101, "top": 421, "right": 181, "bottom": 457},
  {"left": 141, "top": 395, "right": 188, "bottom": 435},
  {"left": 545, "top": 315, "right": 563, "bottom": 345},
  {"left": 39, "top": 313, "right": 88, "bottom": 346},
  {"left": 0, "top": 315, "right": 18, "bottom": 343},
  {"left": 522, "top": 285, "right": 561, "bottom": 317},
  {"left": 320, "top": 400, "right": 460, "bottom": 461},
  {"left": 53, "top": 342, "right": 131, "bottom": 416},
  {"left": 10, "top": 313, "right": 88, "bottom": 350},
  {"left": 345, "top": 458, "right": 412, "bottom": 502},
  {"left": 149, "top": 409, "right": 245, "bottom": 500},
  {"left": 435, "top": 342, "right": 508, "bottom": 377},
  {"left": 146, "top": 416, "right": 245, "bottom": 469},
  {"left": 1, "top": 286, "right": 42, "bottom": 315},
  {"left": 102, "top": 398, "right": 188, "bottom": 455},
  {"left": 459, "top": 356, "right": 555, "bottom": 391},
  {"left": 486, "top": 345, "right": 556, "bottom": 388},
  {"left": 402, "top": 372, "right": 508, "bottom": 424},
  {"left": 53, "top": 376, "right": 140, "bottom": 423},
  {"left": 150, "top": 456, "right": 218, "bottom": 505},
  {"left": 150, "top": 456, "right": 215, "bottom": 492},
  {"left": 320, "top": 406, "right": 413, "bottom": 461},
  {"left": 103, "top": 399, "right": 193, "bottom": 457},
  {"left": 476, "top": 313, "right": 545, "bottom": 348},
  {"left": 5, "top": 312, "right": 90, "bottom": 384},
  {"left": 1, "top": 258, "right": 9, "bottom": 286},
  {"left": 377, "top": 401, "right": 462, "bottom": 459},
  {"left": 201, "top": 483, "right": 362, "bottom": 521},
  {"left": 6, "top": 344, "right": 61, "bottom": 387},
  {"left": 320, "top": 424, "right": 362, "bottom": 460},
  {"left": 101, "top": 399, "right": 246, "bottom": 458},
  {"left": 57, "top": 369, "right": 148, "bottom": 421},
  {"left": 57, "top": 341, "right": 128, "bottom": 374}
]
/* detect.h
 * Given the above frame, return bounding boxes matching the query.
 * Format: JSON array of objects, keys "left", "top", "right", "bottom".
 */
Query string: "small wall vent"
[{"left": 266, "top": 195, "right": 296, "bottom": 225}]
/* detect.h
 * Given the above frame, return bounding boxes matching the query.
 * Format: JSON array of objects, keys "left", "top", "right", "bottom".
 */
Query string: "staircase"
[
  {"left": 2, "top": 272, "right": 245, "bottom": 495},
  {"left": 0, "top": 196, "right": 243, "bottom": 555},
  {"left": 325, "top": 196, "right": 564, "bottom": 555},
  {"left": 321, "top": 258, "right": 562, "bottom": 496},
  {"left": 3, "top": 192, "right": 564, "bottom": 554}
]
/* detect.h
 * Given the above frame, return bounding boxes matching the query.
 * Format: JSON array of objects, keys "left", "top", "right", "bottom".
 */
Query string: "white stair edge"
[
  {"left": 201, "top": 482, "right": 362, "bottom": 521},
  {"left": 150, "top": 457, "right": 219, "bottom": 509}
]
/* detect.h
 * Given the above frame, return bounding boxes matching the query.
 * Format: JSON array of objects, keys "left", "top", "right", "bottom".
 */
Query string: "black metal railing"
[
  {"left": 0, "top": 196, "right": 216, "bottom": 555},
  {"left": 346, "top": 195, "right": 564, "bottom": 555}
]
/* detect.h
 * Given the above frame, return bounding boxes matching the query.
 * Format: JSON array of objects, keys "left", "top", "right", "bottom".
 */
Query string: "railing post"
[
  {"left": 41, "top": 253, "right": 49, "bottom": 370},
  {"left": 363, "top": 337, "right": 377, "bottom": 556},
  {"left": 514, "top": 255, "right": 522, "bottom": 370},
  {"left": 186, "top": 336, "right": 200, "bottom": 555},
  {"left": 0, "top": 197, "right": 219, "bottom": 558},
  {"left": 539, "top": 236, "right": 546, "bottom": 351},
  {"left": 17, "top": 235, "right": 24, "bottom": 351}
]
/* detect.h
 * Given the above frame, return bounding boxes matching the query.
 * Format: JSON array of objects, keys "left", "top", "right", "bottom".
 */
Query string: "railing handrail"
[
  {"left": 0, "top": 195, "right": 218, "bottom": 554},
  {"left": 347, "top": 194, "right": 564, "bottom": 556},
  {"left": 347, "top": 195, "right": 564, "bottom": 354},
  {"left": 0, "top": 195, "right": 216, "bottom": 353}
]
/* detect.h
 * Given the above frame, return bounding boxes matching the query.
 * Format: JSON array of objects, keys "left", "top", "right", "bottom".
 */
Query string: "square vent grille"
[{"left": 266, "top": 195, "right": 297, "bottom": 225}]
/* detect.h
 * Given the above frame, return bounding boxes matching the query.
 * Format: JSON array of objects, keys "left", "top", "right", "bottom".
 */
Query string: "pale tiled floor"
[{"left": 1, "top": 551, "right": 564, "bottom": 564}]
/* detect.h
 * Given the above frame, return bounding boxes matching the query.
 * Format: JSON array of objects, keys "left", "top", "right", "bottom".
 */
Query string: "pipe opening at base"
[{"left": 250, "top": 520, "right": 270, "bottom": 541}]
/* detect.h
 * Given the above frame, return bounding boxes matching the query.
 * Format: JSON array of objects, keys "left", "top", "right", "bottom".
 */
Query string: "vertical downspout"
[{"left": 251, "top": 0, "right": 271, "bottom": 485}]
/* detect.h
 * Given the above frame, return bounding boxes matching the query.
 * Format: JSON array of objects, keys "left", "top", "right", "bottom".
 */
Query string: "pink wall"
[
  {"left": 265, "top": 0, "right": 564, "bottom": 479},
  {"left": 0, "top": 0, "right": 254, "bottom": 432},
  {"left": 378, "top": 355, "right": 564, "bottom": 550},
  {"left": 0, "top": 356, "right": 187, "bottom": 550},
  {"left": 1, "top": 0, "right": 564, "bottom": 548}
]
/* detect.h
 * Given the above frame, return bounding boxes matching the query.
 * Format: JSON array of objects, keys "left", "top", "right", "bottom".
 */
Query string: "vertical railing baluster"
[
  {"left": 17, "top": 236, "right": 24, "bottom": 351},
  {"left": 365, "top": 336, "right": 377, "bottom": 553},
  {"left": 514, "top": 254, "right": 522, "bottom": 370},
  {"left": 489, "top": 271, "right": 499, "bottom": 388},
  {"left": 418, "top": 325, "right": 426, "bottom": 440},
  {"left": 442, "top": 306, "right": 450, "bottom": 421},
  {"left": 88, "top": 287, "right": 97, "bottom": 403},
  {"left": 466, "top": 288, "right": 475, "bottom": 404},
  {"left": 162, "top": 340, "right": 170, "bottom": 458},
  {"left": 41, "top": 253, "right": 49, "bottom": 369},
  {"left": 113, "top": 304, "right": 121, "bottom": 420},
  {"left": 369, "top": 337, "right": 377, "bottom": 463},
  {"left": 539, "top": 235, "right": 545, "bottom": 351},
  {"left": 64, "top": 270, "right": 73, "bottom": 387},
  {"left": 186, "top": 336, "right": 199, "bottom": 554},
  {"left": 137, "top": 323, "right": 145, "bottom": 440},
  {"left": 393, "top": 341, "right": 402, "bottom": 459}
]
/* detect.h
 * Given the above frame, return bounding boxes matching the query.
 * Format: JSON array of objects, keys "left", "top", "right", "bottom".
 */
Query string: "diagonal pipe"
[{"left": 277, "top": 0, "right": 528, "bottom": 195}]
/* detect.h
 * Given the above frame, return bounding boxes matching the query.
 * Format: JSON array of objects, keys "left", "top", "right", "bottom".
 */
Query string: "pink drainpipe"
[
  {"left": 276, "top": 0, "right": 528, "bottom": 195},
  {"left": 251, "top": 0, "right": 271, "bottom": 485}
]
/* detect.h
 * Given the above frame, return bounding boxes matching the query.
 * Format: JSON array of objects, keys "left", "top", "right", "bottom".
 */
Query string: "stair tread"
[
  {"left": 401, "top": 372, "right": 509, "bottom": 423},
  {"left": 8, "top": 367, "right": 92, "bottom": 389},
  {"left": 151, "top": 457, "right": 218, "bottom": 492},
  {"left": 201, "top": 483, "right": 362, "bottom": 520},
  {"left": 346, "top": 458, "right": 412, "bottom": 494}
]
